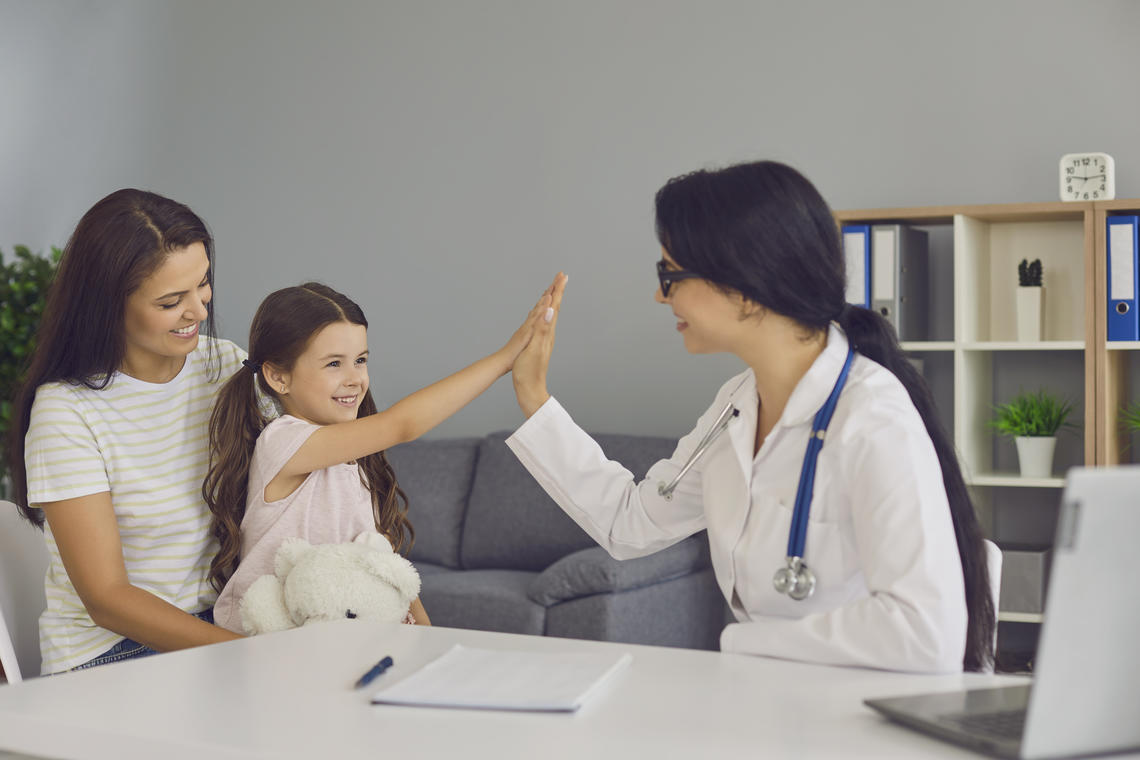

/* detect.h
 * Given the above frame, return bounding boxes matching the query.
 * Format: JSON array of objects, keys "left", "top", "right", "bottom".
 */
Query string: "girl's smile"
[{"left": 269, "top": 321, "right": 370, "bottom": 426}]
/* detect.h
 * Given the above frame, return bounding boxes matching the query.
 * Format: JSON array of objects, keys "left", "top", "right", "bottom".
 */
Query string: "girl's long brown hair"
[{"left": 203, "top": 283, "right": 412, "bottom": 593}]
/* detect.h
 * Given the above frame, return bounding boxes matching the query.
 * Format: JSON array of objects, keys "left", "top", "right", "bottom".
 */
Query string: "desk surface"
[{"left": 0, "top": 622, "right": 1027, "bottom": 759}]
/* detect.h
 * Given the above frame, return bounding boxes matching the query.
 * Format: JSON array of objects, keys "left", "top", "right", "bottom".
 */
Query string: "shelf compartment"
[
  {"left": 957, "top": 351, "right": 1085, "bottom": 482},
  {"left": 905, "top": 349, "right": 954, "bottom": 441},
  {"left": 955, "top": 215, "right": 1086, "bottom": 344},
  {"left": 1102, "top": 349, "right": 1140, "bottom": 465}
]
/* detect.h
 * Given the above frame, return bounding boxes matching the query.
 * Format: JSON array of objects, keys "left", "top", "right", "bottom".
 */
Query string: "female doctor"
[{"left": 508, "top": 161, "right": 994, "bottom": 674}]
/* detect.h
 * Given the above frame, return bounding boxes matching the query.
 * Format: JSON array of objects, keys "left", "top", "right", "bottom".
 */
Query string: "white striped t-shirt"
[{"left": 25, "top": 337, "right": 245, "bottom": 673}]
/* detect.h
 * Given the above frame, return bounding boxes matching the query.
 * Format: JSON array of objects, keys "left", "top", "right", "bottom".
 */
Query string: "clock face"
[{"left": 1060, "top": 152, "right": 1116, "bottom": 201}]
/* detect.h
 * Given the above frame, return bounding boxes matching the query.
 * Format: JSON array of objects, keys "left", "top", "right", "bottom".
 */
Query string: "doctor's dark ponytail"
[
  {"left": 655, "top": 161, "right": 995, "bottom": 672},
  {"left": 835, "top": 303, "right": 996, "bottom": 673}
]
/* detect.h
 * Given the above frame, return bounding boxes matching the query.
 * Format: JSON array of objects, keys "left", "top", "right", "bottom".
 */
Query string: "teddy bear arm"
[{"left": 239, "top": 574, "right": 295, "bottom": 635}]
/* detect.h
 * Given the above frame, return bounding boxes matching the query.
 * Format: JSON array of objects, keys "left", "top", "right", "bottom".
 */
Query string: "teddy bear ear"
[
  {"left": 274, "top": 537, "right": 314, "bottom": 577},
  {"left": 363, "top": 552, "right": 422, "bottom": 601},
  {"left": 353, "top": 530, "right": 394, "bottom": 553}
]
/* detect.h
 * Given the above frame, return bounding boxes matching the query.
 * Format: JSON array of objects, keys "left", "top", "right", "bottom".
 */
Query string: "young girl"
[{"left": 205, "top": 280, "right": 556, "bottom": 632}]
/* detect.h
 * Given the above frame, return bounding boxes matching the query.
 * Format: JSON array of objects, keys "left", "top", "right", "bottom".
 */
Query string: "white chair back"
[
  {"left": 983, "top": 538, "right": 1003, "bottom": 673},
  {"left": 0, "top": 500, "right": 49, "bottom": 682}
]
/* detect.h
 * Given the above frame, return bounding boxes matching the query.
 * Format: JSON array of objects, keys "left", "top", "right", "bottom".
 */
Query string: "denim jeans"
[{"left": 72, "top": 608, "right": 215, "bottom": 671}]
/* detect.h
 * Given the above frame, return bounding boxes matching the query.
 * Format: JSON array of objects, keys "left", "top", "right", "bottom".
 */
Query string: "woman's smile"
[{"left": 171, "top": 323, "right": 200, "bottom": 339}]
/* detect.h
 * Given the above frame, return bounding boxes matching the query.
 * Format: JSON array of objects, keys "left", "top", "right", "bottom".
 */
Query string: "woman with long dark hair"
[
  {"left": 509, "top": 161, "right": 994, "bottom": 673},
  {"left": 7, "top": 189, "right": 246, "bottom": 672}
]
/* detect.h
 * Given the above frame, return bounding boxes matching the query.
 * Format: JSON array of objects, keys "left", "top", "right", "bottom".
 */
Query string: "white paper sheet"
[{"left": 370, "top": 644, "right": 632, "bottom": 712}]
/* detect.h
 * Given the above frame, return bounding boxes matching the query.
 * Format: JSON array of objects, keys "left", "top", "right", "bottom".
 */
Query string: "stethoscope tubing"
[
  {"left": 787, "top": 347, "right": 855, "bottom": 559},
  {"left": 656, "top": 346, "right": 855, "bottom": 601},
  {"left": 657, "top": 380, "right": 747, "bottom": 500}
]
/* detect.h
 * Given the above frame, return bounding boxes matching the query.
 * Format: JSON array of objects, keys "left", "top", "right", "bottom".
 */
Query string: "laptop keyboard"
[{"left": 939, "top": 709, "right": 1026, "bottom": 739}]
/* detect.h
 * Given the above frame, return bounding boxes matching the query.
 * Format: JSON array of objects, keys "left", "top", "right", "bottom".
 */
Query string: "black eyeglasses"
[{"left": 656, "top": 259, "right": 702, "bottom": 297}]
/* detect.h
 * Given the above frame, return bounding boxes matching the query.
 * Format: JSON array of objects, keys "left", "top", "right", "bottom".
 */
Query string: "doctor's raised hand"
[
  {"left": 512, "top": 272, "right": 567, "bottom": 417},
  {"left": 504, "top": 161, "right": 996, "bottom": 675}
]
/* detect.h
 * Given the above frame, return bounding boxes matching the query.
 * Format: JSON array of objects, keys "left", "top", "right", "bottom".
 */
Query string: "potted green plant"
[
  {"left": 990, "top": 389, "right": 1074, "bottom": 478},
  {"left": 1016, "top": 257, "right": 1044, "bottom": 341},
  {"left": 1118, "top": 400, "right": 1140, "bottom": 459},
  {"left": 1, "top": 245, "right": 62, "bottom": 498}
]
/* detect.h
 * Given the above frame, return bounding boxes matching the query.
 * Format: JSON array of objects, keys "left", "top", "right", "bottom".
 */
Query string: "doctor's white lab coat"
[{"left": 506, "top": 325, "right": 967, "bottom": 673}]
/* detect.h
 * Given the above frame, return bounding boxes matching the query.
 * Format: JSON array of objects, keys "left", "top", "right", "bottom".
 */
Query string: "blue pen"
[{"left": 354, "top": 655, "right": 394, "bottom": 689}]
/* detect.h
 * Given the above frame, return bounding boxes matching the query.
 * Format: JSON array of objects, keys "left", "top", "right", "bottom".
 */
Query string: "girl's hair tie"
[{"left": 241, "top": 358, "right": 261, "bottom": 373}]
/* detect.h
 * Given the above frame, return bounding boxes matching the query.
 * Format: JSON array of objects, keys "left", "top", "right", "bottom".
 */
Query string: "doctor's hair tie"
[{"left": 241, "top": 358, "right": 262, "bottom": 373}]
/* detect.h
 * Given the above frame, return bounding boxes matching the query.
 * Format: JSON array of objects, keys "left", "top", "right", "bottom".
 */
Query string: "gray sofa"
[{"left": 385, "top": 431, "right": 726, "bottom": 650}]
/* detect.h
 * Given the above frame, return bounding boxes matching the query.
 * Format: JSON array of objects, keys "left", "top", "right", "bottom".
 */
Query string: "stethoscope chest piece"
[
  {"left": 772, "top": 556, "right": 816, "bottom": 601},
  {"left": 658, "top": 346, "right": 855, "bottom": 604}
]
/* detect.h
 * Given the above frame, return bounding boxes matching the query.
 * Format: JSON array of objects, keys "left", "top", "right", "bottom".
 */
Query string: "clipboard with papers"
[{"left": 370, "top": 644, "right": 632, "bottom": 712}]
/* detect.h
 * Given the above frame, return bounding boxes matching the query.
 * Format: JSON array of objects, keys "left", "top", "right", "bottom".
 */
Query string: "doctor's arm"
[
  {"left": 507, "top": 275, "right": 721, "bottom": 558},
  {"left": 720, "top": 423, "right": 968, "bottom": 674}
]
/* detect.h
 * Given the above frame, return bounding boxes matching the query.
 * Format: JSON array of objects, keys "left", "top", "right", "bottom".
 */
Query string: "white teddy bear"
[{"left": 239, "top": 531, "right": 421, "bottom": 635}]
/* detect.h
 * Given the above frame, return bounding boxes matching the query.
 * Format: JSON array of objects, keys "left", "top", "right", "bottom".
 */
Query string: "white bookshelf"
[{"left": 836, "top": 201, "right": 1099, "bottom": 633}]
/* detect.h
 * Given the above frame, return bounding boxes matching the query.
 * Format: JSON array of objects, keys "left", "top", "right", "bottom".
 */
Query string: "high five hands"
[{"left": 512, "top": 272, "right": 567, "bottom": 417}]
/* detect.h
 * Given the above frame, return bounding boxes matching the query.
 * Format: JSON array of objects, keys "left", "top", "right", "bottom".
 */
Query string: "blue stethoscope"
[{"left": 657, "top": 347, "right": 856, "bottom": 601}]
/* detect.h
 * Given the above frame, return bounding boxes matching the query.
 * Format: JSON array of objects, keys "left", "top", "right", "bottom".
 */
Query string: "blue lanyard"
[{"left": 787, "top": 347, "right": 855, "bottom": 559}]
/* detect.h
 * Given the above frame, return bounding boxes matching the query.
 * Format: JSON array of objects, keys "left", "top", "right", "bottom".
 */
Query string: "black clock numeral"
[
  {"left": 1082, "top": 158, "right": 1090, "bottom": 165},
  {"left": 1094, "top": 191, "right": 1100, "bottom": 198},
  {"left": 1073, "top": 159, "right": 1081, "bottom": 166},
  {"left": 1067, "top": 166, "right": 1074, "bottom": 175},
  {"left": 1083, "top": 192, "right": 1090, "bottom": 199},
  {"left": 1067, "top": 185, "right": 1073, "bottom": 193}
]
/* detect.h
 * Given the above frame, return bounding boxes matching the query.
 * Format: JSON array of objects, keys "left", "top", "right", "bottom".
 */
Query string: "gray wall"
[{"left": 3, "top": 0, "right": 1138, "bottom": 438}]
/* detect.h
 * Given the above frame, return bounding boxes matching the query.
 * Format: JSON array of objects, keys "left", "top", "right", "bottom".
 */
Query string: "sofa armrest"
[{"left": 527, "top": 533, "right": 712, "bottom": 606}]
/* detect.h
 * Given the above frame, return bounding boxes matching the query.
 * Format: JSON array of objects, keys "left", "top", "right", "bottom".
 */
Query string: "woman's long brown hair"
[
  {"left": 7, "top": 189, "right": 217, "bottom": 526},
  {"left": 203, "top": 283, "right": 412, "bottom": 593}
]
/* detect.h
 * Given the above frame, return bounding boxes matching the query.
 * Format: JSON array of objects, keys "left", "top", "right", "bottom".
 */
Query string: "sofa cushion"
[
  {"left": 460, "top": 431, "right": 676, "bottom": 571},
  {"left": 544, "top": 568, "right": 725, "bottom": 650},
  {"left": 386, "top": 437, "right": 480, "bottom": 569},
  {"left": 419, "top": 568, "right": 545, "bottom": 635},
  {"left": 528, "top": 533, "right": 712, "bottom": 606}
]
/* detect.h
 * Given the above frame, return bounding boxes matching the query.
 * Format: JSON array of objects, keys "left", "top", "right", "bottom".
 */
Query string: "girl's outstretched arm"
[{"left": 275, "top": 274, "right": 564, "bottom": 481}]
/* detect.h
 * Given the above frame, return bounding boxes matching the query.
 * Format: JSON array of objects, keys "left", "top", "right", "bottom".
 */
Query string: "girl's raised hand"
[
  {"left": 512, "top": 272, "right": 567, "bottom": 417},
  {"left": 498, "top": 276, "right": 559, "bottom": 369}
]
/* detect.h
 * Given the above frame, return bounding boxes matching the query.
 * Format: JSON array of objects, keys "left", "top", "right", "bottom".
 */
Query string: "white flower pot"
[
  {"left": 1016, "top": 286, "right": 1044, "bottom": 342},
  {"left": 1015, "top": 436, "right": 1056, "bottom": 478}
]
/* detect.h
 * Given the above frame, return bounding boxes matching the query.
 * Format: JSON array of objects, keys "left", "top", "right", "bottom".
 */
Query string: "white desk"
[{"left": 0, "top": 621, "right": 1024, "bottom": 759}]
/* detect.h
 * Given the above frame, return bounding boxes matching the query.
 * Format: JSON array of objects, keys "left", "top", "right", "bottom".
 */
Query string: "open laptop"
[{"left": 865, "top": 466, "right": 1140, "bottom": 759}]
